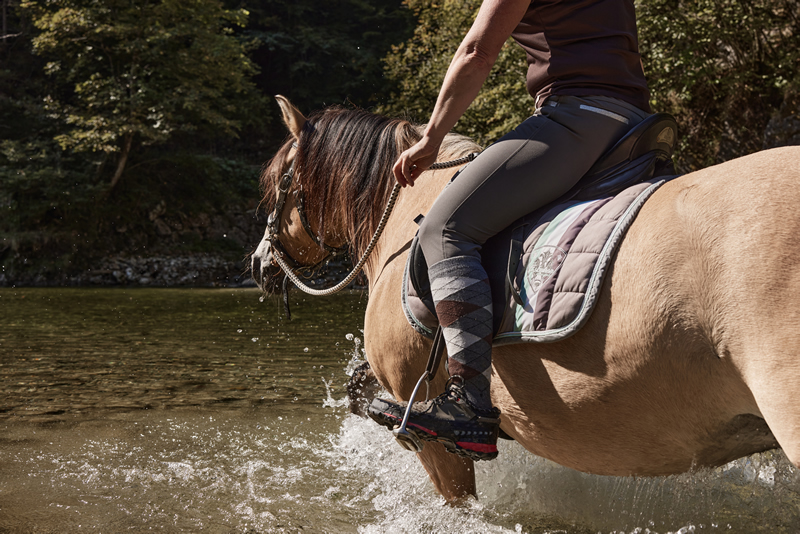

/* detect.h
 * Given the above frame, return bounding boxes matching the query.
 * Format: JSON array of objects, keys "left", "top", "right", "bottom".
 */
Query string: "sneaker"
[{"left": 367, "top": 382, "right": 500, "bottom": 461}]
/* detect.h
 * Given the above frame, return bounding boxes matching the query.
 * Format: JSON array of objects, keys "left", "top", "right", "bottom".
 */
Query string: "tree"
[
  {"left": 244, "top": 0, "right": 414, "bottom": 152},
  {"left": 378, "top": 0, "right": 531, "bottom": 147},
  {"left": 21, "top": 0, "right": 263, "bottom": 189},
  {"left": 637, "top": 0, "right": 800, "bottom": 170},
  {"left": 252, "top": 0, "right": 413, "bottom": 110},
  {"left": 379, "top": 0, "right": 800, "bottom": 167}
]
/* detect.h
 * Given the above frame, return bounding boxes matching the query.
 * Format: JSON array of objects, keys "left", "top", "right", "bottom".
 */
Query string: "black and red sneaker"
[{"left": 367, "top": 382, "right": 500, "bottom": 461}]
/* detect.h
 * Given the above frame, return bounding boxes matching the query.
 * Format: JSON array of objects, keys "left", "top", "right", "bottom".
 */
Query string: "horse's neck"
[{"left": 363, "top": 168, "right": 456, "bottom": 287}]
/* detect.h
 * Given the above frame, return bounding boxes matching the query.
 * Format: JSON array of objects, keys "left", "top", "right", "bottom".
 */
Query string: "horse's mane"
[{"left": 260, "top": 106, "right": 480, "bottom": 260}]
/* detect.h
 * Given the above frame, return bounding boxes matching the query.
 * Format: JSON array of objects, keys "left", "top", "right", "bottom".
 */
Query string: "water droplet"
[
  {"left": 259, "top": 295, "right": 265, "bottom": 302},
  {"left": 303, "top": 347, "right": 309, "bottom": 352},
  {"left": 251, "top": 337, "right": 259, "bottom": 342},
  {"left": 237, "top": 329, "right": 243, "bottom": 333},
  {"left": 345, "top": 333, "right": 354, "bottom": 341}
]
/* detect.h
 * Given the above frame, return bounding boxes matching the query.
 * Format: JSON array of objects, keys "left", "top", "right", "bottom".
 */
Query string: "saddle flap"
[
  {"left": 572, "top": 153, "right": 656, "bottom": 201},
  {"left": 560, "top": 112, "right": 678, "bottom": 203},
  {"left": 408, "top": 235, "right": 435, "bottom": 317}
]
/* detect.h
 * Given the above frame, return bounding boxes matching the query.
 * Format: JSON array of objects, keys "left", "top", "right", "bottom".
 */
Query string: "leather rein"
[{"left": 266, "top": 142, "right": 479, "bottom": 309}]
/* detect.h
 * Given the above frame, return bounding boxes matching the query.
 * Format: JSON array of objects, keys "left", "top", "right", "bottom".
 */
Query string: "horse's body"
[{"left": 254, "top": 97, "right": 800, "bottom": 501}]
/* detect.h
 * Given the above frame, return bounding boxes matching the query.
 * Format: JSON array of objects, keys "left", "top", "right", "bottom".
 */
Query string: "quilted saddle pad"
[{"left": 402, "top": 177, "right": 671, "bottom": 345}]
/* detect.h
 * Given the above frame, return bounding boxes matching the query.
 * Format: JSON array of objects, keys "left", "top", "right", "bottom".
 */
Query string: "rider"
[{"left": 369, "top": 0, "right": 652, "bottom": 460}]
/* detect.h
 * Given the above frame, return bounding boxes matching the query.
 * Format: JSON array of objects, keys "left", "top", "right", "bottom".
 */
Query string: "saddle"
[{"left": 403, "top": 113, "right": 678, "bottom": 341}]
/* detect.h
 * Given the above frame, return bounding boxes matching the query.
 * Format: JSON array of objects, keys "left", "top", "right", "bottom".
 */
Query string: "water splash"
[
  {"left": 318, "top": 354, "right": 800, "bottom": 533},
  {"left": 8, "top": 391, "right": 800, "bottom": 533},
  {"left": 343, "top": 330, "right": 367, "bottom": 377},
  {"left": 322, "top": 377, "right": 348, "bottom": 409}
]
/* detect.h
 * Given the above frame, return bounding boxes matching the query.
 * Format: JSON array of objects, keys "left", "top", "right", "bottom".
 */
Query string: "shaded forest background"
[{"left": 1, "top": 0, "right": 798, "bottom": 285}]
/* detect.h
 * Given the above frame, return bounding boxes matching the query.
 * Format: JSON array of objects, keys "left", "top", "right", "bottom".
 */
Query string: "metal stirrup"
[
  {"left": 392, "top": 371, "right": 429, "bottom": 452},
  {"left": 392, "top": 326, "right": 447, "bottom": 452}
]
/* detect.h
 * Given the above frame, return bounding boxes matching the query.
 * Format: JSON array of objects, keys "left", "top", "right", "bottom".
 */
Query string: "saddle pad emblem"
[{"left": 526, "top": 245, "right": 567, "bottom": 297}]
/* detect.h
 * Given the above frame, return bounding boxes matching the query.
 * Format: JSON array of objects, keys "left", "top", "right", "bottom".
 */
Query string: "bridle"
[
  {"left": 265, "top": 141, "right": 480, "bottom": 302},
  {"left": 266, "top": 143, "right": 347, "bottom": 271}
]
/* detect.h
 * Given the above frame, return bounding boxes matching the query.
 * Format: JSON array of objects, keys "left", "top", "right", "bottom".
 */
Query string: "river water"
[{"left": 1, "top": 288, "right": 799, "bottom": 533}]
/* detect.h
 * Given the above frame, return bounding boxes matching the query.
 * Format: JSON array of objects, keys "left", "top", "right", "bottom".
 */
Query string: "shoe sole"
[{"left": 368, "top": 400, "right": 498, "bottom": 462}]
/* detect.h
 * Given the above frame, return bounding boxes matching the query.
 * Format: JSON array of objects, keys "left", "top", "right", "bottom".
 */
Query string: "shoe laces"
[{"left": 438, "top": 377, "right": 467, "bottom": 404}]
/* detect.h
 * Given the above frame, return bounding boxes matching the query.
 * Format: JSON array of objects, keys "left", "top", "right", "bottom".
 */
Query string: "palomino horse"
[{"left": 252, "top": 96, "right": 800, "bottom": 502}]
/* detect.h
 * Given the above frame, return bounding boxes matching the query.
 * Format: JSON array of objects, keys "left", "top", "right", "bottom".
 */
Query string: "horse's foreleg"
[
  {"left": 363, "top": 286, "right": 477, "bottom": 502},
  {"left": 347, "top": 361, "right": 380, "bottom": 418},
  {"left": 416, "top": 443, "right": 476, "bottom": 502},
  {"left": 365, "top": 336, "right": 477, "bottom": 502}
]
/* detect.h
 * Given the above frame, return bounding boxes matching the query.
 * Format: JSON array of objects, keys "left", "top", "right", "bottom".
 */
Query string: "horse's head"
[
  {"left": 251, "top": 96, "right": 347, "bottom": 292},
  {"left": 251, "top": 96, "right": 422, "bottom": 293}
]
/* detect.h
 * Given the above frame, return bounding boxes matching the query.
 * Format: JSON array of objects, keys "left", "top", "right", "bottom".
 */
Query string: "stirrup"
[{"left": 391, "top": 370, "right": 430, "bottom": 452}]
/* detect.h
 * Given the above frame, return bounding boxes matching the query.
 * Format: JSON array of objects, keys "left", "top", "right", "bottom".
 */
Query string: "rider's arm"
[{"left": 393, "top": 0, "right": 531, "bottom": 187}]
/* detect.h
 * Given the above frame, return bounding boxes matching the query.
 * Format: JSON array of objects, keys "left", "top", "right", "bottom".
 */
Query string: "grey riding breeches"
[{"left": 418, "top": 94, "right": 652, "bottom": 265}]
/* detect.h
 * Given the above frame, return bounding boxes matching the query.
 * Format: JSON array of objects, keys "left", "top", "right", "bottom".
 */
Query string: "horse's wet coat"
[{"left": 253, "top": 96, "right": 800, "bottom": 502}]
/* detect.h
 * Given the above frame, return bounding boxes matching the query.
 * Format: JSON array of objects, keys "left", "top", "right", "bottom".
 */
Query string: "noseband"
[{"left": 266, "top": 143, "right": 348, "bottom": 270}]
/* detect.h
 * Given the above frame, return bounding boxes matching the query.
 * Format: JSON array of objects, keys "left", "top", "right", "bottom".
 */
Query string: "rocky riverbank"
[
  {"left": 0, "top": 253, "right": 360, "bottom": 289},
  {"left": 0, "top": 253, "right": 251, "bottom": 288},
  {"left": 0, "top": 200, "right": 360, "bottom": 289}
]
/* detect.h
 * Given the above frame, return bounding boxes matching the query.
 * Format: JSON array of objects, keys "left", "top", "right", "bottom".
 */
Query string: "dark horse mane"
[{"left": 260, "top": 106, "right": 480, "bottom": 261}]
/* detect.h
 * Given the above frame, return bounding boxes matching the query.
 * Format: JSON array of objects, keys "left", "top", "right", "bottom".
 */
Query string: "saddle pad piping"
[{"left": 493, "top": 178, "right": 666, "bottom": 345}]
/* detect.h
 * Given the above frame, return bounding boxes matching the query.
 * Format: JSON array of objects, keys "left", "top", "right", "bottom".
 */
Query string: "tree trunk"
[{"left": 110, "top": 133, "right": 133, "bottom": 190}]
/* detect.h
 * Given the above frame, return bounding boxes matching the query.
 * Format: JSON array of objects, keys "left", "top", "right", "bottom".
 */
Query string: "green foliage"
[
  {"left": 378, "top": 0, "right": 531, "bottom": 147},
  {"left": 0, "top": 137, "right": 103, "bottom": 232},
  {"left": 248, "top": 0, "right": 415, "bottom": 151},
  {"left": 0, "top": 0, "right": 415, "bottom": 278},
  {"left": 379, "top": 0, "right": 800, "bottom": 168},
  {"left": 252, "top": 0, "right": 414, "bottom": 111},
  {"left": 0, "top": 0, "right": 408, "bottom": 283},
  {"left": 637, "top": 0, "right": 800, "bottom": 170},
  {"left": 21, "top": 0, "right": 263, "bottom": 170},
  {"left": 0, "top": 0, "right": 270, "bottom": 272}
]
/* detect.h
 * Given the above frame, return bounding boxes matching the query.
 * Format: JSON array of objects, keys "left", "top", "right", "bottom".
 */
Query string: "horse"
[{"left": 252, "top": 95, "right": 800, "bottom": 502}]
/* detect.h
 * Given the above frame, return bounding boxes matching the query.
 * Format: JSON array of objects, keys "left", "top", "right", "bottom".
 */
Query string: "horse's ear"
[{"left": 275, "top": 95, "right": 307, "bottom": 140}]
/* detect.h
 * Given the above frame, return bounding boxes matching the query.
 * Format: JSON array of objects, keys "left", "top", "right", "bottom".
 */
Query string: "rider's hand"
[{"left": 392, "top": 138, "right": 441, "bottom": 187}]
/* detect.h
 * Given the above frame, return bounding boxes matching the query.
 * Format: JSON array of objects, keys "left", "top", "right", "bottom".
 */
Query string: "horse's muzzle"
[{"left": 251, "top": 235, "right": 282, "bottom": 293}]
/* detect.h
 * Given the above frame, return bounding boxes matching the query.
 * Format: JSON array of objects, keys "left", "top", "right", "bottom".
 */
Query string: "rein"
[{"left": 268, "top": 151, "right": 480, "bottom": 306}]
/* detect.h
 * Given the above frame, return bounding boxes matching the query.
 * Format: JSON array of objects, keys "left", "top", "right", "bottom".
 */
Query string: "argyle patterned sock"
[{"left": 428, "top": 256, "right": 494, "bottom": 411}]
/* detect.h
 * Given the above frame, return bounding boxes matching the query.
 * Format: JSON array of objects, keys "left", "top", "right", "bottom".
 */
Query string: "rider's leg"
[
  {"left": 419, "top": 95, "right": 650, "bottom": 412},
  {"left": 369, "top": 96, "right": 650, "bottom": 460}
]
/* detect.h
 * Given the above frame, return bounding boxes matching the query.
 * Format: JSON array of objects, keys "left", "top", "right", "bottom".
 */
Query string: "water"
[{"left": 2, "top": 288, "right": 800, "bottom": 532}]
